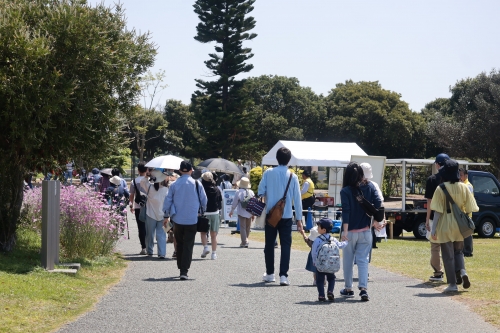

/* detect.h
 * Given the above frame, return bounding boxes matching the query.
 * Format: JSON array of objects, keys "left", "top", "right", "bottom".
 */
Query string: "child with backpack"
[{"left": 312, "top": 218, "right": 348, "bottom": 302}]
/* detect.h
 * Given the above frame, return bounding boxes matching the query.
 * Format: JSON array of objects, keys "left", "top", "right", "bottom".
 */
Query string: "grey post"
[{"left": 41, "top": 180, "right": 60, "bottom": 270}]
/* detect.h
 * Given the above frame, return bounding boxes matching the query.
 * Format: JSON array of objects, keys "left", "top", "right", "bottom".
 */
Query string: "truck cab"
[{"left": 468, "top": 170, "right": 500, "bottom": 237}]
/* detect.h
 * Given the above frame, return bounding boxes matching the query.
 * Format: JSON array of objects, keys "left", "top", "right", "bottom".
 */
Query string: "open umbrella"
[
  {"left": 197, "top": 158, "right": 243, "bottom": 175},
  {"left": 100, "top": 168, "right": 113, "bottom": 176},
  {"left": 145, "top": 155, "right": 184, "bottom": 170}
]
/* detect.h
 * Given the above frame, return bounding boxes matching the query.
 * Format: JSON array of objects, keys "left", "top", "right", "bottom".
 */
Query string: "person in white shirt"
[
  {"left": 140, "top": 169, "right": 169, "bottom": 258},
  {"left": 229, "top": 177, "right": 254, "bottom": 247}
]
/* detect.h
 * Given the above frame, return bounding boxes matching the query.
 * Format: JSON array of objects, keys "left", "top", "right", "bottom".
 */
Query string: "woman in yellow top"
[
  {"left": 301, "top": 170, "right": 315, "bottom": 219},
  {"left": 430, "top": 160, "right": 479, "bottom": 293}
]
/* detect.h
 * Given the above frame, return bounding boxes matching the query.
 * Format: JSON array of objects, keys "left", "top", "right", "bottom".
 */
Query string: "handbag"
[
  {"left": 266, "top": 173, "right": 293, "bottom": 228},
  {"left": 439, "top": 184, "right": 475, "bottom": 238},
  {"left": 240, "top": 189, "right": 253, "bottom": 209},
  {"left": 246, "top": 196, "right": 266, "bottom": 216},
  {"left": 195, "top": 181, "right": 210, "bottom": 233},
  {"left": 138, "top": 184, "right": 151, "bottom": 222},
  {"left": 133, "top": 179, "right": 147, "bottom": 206},
  {"left": 352, "top": 186, "right": 385, "bottom": 222}
]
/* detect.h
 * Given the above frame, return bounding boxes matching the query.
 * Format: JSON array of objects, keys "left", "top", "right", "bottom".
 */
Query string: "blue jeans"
[
  {"left": 264, "top": 218, "right": 292, "bottom": 277},
  {"left": 64, "top": 171, "right": 73, "bottom": 184},
  {"left": 342, "top": 229, "right": 372, "bottom": 290},
  {"left": 145, "top": 215, "right": 166, "bottom": 257}
]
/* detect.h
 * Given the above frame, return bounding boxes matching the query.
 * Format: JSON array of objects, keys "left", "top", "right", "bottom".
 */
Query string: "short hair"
[
  {"left": 137, "top": 162, "right": 147, "bottom": 173},
  {"left": 302, "top": 170, "right": 311, "bottom": 177},
  {"left": 242, "top": 167, "right": 247, "bottom": 172},
  {"left": 111, "top": 167, "right": 120, "bottom": 176},
  {"left": 459, "top": 168, "right": 468, "bottom": 175},
  {"left": 276, "top": 147, "right": 291, "bottom": 166},
  {"left": 342, "top": 162, "right": 365, "bottom": 188}
]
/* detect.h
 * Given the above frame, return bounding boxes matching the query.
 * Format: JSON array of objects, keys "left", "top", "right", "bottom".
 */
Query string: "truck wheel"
[
  {"left": 477, "top": 218, "right": 496, "bottom": 238},
  {"left": 413, "top": 221, "right": 427, "bottom": 239}
]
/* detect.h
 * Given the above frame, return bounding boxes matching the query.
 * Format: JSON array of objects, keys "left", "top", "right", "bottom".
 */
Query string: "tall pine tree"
[{"left": 192, "top": 0, "right": 257, "bottom": 158}]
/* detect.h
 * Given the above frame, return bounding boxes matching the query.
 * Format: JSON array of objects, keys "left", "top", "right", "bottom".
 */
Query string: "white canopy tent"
[{"left": 261, "top": 141, "right": 367, "bottom": 167}]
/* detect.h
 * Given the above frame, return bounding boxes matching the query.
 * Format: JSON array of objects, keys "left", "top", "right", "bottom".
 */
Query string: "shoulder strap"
[
  {"left": 439, "top": 183, "right": 453, "bottom": 214},
  {"left": 133, "top": 179, "right": 139, "bottom": 193},
  {"left": 282, "top": 173, "right": 293, "bottom": 200},
  {"left": 195, "top": 181, "right": 204, "bottom": 214}
]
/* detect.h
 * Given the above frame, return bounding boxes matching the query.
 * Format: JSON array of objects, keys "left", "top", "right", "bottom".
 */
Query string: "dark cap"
[
  {"left": 438, "top": 159, "right": 459, "bottom": 182},
  {"left": 317, "top": 218, "right": 333, "bottom": 232},
  {"left": 434, "top": 153, "right": 450, "bottom": 166},
  {"left": 179, "top": 161, "right": 193, "bottom": 172}
]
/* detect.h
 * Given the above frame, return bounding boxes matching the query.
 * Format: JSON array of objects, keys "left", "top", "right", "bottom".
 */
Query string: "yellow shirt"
[
  {"left": 430, "top": 182, "right": 479, "bottom": 243},
  {"left": 301, "top": 178, "right": 315, "bottom": 200}
]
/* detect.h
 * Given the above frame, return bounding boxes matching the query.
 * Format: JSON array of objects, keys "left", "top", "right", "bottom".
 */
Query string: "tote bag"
[{"left": 439, "top": 184, "right": 475, "bottom": 238}]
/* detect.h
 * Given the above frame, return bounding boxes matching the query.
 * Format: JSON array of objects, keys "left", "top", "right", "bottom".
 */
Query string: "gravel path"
[{"left": 58, "top": 211, "right": 498, "bottom": 333}]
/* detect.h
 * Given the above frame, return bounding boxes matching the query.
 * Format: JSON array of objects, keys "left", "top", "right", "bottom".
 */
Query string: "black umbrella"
[{"left": 197, "top": 158, "right": 243, "bottom": 175}]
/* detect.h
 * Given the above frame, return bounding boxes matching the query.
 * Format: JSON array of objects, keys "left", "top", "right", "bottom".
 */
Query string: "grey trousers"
[
  {"left": 440, "top": 241, "right": 465, "bottom": 285},
  {"left": 430, "top": 242, "right": 442, "bottom": 274},
  {"left": 239, "top": 216, "right": 252, "bottom": 244},
  {"left": 463, "top": 235, "right": 473, "bottom": 256}
]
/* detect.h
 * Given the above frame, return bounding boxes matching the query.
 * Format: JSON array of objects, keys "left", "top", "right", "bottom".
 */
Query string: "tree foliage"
[
  {"left": 324, "top": 81, "right": 427, "bottom": 158},
  {"left": 0, "top": 0, "right": 156, "bottom": 251},
  {"left": 192, "top": 0, "right": 257, "bottom": 158},
  {"left": 164, "top": 99, "right": 199, "bottom": 157}
]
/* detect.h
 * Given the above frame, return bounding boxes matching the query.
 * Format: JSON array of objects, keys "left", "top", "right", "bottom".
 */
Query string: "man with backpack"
[
  {"left": 129, "top": 162, "right": 149, "bottom": 255},
  {"left": 312, "top": 218, "right": 348, "bottom": 302}
]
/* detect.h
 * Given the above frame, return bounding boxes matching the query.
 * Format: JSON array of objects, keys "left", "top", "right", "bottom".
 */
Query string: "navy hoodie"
[{"left": 340, "top": 182, "right": 382, "bottom": 231}]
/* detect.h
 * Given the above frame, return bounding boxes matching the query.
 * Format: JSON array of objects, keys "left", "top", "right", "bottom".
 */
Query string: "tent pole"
[{"left": 402, "top": 160, "right": 406, "bottom": 212}]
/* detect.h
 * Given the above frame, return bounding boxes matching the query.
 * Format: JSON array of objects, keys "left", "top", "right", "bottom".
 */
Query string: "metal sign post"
[{"left": 41, "top": 180, "right": 60, "bottom": 270}]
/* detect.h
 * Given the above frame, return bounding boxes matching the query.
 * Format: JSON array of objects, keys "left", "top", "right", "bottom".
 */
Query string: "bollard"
[
  {"left": 41, "top": 180, "right": 60, "bottom": 270},
  {"left": 305, "top": 207, "right": 313, "bottom": 231}
]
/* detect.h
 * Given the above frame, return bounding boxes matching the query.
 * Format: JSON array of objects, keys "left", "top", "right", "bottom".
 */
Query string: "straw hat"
[
  {"left": 202, "top": 171, "right": 214, "bottom": 182},
  {"left": 150, "top": 169, "right": 167, "bottom": 183},
  {"left": 237, "top": 177, "right": 251, "bottom": 189}
]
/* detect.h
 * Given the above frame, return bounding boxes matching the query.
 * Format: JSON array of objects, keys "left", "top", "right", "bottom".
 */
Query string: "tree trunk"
[{"left": 0, "top": 164, "right": 25, "bottom": 252}]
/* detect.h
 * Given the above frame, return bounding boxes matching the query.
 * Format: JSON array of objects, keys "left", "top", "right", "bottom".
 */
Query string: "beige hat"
[
  {"left": 150, "top": 169, "right": 167, "bottom": 183},
  {"left": 360, "top": 162, "right": 373, "bottom": 179},
  {"left": 237, "top": 177, "right": 251, "bottom": 189},
  {"left": 110, "top": 176, "right": 121, "bottom": 186},
  {"left": 202, "top": 172, "right": 214, "bottom": 182}
]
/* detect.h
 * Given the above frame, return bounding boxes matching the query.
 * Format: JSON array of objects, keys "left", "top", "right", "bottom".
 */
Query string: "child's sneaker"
[
  {"left": 359, "top": 290, "right": 369, "bottom": 301},
  {"left": 318, "top": 296, "right": 327, "bottom": 302},
  {"left": 340, "top": 289, "right": 354, "bottom": 298},
  {"left": 327, "top": 292, "right": 335, "bottom": 302}
]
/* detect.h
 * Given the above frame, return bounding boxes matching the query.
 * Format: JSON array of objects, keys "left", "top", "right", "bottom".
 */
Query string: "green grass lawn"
[
  {"left": 240, "top": 230, "right": 500, "bottom": 328},
  {"left": 0, "top": 228, "right": 127, "bottom": 333}
]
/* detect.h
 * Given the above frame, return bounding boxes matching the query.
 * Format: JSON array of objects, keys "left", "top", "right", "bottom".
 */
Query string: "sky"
[{"left": 90, "top": 0, "right": 500, "bottom": 112}]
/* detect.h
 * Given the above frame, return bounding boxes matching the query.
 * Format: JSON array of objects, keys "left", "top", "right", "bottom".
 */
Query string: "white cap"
[{"left": 360, "top": 162, "right": 373, "bottom": 179}]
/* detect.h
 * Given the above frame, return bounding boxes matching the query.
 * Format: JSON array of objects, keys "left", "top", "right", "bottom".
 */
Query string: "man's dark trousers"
[
  {"left": 173, "top": 223, "right": 197, "bottom": 275},
  {"left": 134, "top": 208, "right": 146, "bottom": 249},
  {"left": 264, "top": 218, "right": 292, "bottom": 277},
  {"left": 463, "top": 235, "right": 473, "bottom": 256}
]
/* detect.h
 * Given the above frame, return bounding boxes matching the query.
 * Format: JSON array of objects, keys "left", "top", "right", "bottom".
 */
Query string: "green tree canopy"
[
  {"left": 163, "top": 99, "right": 199, "bottom": 157},
  {"left": 324, "top": 80, "right": 426, "bottom": 158},
  {"left": 0, "top": 0, "right": 156, "bottom": 251},
  {"left": 192, "top": 0, "right": 257, "bottom": 158}
]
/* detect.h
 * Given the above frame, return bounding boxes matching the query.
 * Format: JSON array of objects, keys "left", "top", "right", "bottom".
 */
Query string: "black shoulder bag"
[
  {"left": 195, "top": 181, "right": 210, "bottom": 233},
  {"left": 133, "top": 179, "right": 147, "bottom": 206},
  {"left": 351, "top": 186, "right": 385, "bottom": 222}
]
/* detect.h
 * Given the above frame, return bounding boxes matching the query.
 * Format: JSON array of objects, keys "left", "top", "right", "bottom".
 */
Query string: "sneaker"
[
  {"left": 179, "top": 275, "right": 188, "bottom": 280},
  {"left": 211, "top": 253, "right": 217, "bottom": 260},
  {"left": 262, "top": 273, "right": 275, "bottom": 282},
  {"left": 274, "top": 241, "right": 279, "bottom": 248},
  {"left": 461, "top": 274, "right": 471, "bottom": 289},
  {"left": 240, "top": 243, "right": 246, "bottom": 248},
  {"left": 429, "top": 273, "right": 443, "bottom": 282},
  {"left": 158, "top": 256, "right": 165, "bottom": 259},
  {"left": 359, "top": 290, "right": 369, "bottom": 301},
  {"left": 318, "top": 296, "right": 326, "bottom": 302},
  {"left": 340, "top": 289, "right": 354, "bottom": 298},
  {"left": 280, "top": 275, "right": 290, "bottom": 286},
  {"left": 455, "top": 271, "right": 462, "bottom": 285},
  {"left": 172, "top": 251, "right": 177, "bottom": 258},
  {"left": 244, "top": 242, "right": 249, "bottom": 248},
  {"left": 147, "top": 253, "right": 153, "bottom": 257},
  {"left": 327, "top": 292, "right": 335, "bottom": 302},
  {"left": 443, "top": 284, "right": 458, "bottom": 293},
  {"left": 201, "top": 248, "right": 210, "bottom": 258},
  {"left": 139, "top": 248, "right": 147, "bottom": 255}
]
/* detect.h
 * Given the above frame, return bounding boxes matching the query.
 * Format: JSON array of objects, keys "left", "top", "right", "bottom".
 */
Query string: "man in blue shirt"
[
  {"left": 163, "top": 161, "right": 207, "bottom": 280},
  {"left": 258, "top": 147, "right": 303, "bottom": 286}
]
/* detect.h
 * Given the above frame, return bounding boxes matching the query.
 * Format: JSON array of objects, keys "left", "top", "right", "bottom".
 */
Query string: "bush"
[{"left": 20, "top": 185, "right": 126, "bottom": 260}]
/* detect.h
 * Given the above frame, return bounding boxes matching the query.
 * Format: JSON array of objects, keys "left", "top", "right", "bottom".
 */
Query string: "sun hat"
[
  {"left": 434, "top": 153, "right": 450, "bottom": 166},
  {"left": 236, "top": 177, "right": 251, "bottom": 189},
  {"left": 110, "top": 176, "right": 121, "bottom": 186},
  {"left": 360, "top": 162, "right": 373, "bottom": 179},
  {"left": 308, "top": 225, "right": 320, "bottom": 241},
  {"left": 179, "top": 161, "right": 193, "bottom": 172},
  {"left": 150, "top": 169, "right": 167, "bottom": 183},
  {"left": 202, "top": 171, "right": 214, "bottom": 182},
  {"left": 317, "top": 218, "right": 333, "bottom": 233}
]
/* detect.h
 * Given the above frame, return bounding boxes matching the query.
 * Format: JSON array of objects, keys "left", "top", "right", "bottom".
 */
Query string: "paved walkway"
[{"left": 58, "top": 211, "right": 499, "bottom": 333}]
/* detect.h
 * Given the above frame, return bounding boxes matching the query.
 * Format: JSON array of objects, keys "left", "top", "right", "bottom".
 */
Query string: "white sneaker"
[
  {"left": 443, "top": 284, "right": 458, "bottom": 293},
  {"left": 211, "top": 253, "right": 217, "bottom": 260},
  {"left": 280, "top": 275, "right": 290, "bottom": 286},
  {"left": 262, "top": 273, "right": 275, "bottom": 282},
  {"left": 201, "top": 248, "right": 210, "bottom": 258}
]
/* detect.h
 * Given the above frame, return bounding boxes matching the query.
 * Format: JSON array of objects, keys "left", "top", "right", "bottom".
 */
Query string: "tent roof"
[
  {"left": 386, "top": 158, "right": 490, "bottom": 166},
  {"left": 261, "top": 141, "right": 367, "bottom": 167}
]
